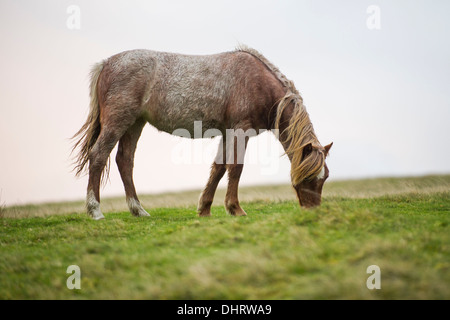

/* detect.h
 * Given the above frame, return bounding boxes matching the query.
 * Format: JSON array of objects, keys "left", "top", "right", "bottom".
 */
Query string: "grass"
[
  {"left": 0, "top": 175, "right": 449, "bottom": 299},
  {"left": 3, "top": 174, "right": 449, "bottom": 218}
]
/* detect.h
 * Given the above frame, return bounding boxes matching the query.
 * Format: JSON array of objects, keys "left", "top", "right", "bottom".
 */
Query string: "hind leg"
[
  {"left": 86, "top": 128, "right": 125, "bottom": 220},
  {"left": 86, "top": 108, "right": 140, "bottom": 219},
  {"left": 116, "top": 118, "right": 149, "bottom": 217}
]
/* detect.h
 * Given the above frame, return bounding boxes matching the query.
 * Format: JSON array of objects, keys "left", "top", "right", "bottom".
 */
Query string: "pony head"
[
  {"left": 292, "top": 142, "right": 332, "bottom": 208},
  {"left": 274, "top": 91, "right": 333, "bottom": 209}
]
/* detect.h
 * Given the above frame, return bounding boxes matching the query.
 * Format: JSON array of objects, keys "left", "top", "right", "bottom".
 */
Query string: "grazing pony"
[{"left": 73, "top": 46, "right": 332, "bottom": 220}]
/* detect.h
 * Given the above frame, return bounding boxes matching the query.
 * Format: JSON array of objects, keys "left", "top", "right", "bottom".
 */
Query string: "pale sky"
[{"left": 0, "top": 0, "right": 449, "bottom": 205}]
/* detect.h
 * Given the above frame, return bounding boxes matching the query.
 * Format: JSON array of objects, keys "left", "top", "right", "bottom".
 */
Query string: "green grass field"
[{"left": 0, "top": 175, "right": 449, "bottom": 299}]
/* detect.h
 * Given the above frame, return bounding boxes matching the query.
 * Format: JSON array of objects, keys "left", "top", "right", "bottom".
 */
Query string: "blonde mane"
[
  {"left": 236, "top": 45, "right": 324, "bottom": 185},
  {"left": 274, "top": 94, "right": 324, "bottom": 185}
]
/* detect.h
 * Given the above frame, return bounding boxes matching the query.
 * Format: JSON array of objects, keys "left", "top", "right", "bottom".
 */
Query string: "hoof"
[
  {"left": 131, "top": 207, "right": 150, "bottom": 217},
  {"left": 136, "top": 210, "right": 150, "bottom": 217},
  {"left": 226, "top": 204, "right": 247, "bottom": 216},
  {"left": 87, "top": 190, "right": 104, "bottom": 220},
  {"left": 233, "top": 208, "right": 247, "bottom": 216},
  {"left": 198, "top": 210, "right": 212, "bottom": 217},
  {"left": 128, "top": 198, "right": 150, "bottom": 217},
  {"left": 88, "top": 208, "right": 105, "bottom": 220}
]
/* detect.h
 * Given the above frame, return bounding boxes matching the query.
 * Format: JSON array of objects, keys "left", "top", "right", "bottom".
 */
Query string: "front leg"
[
  {"left": 197, "top": 137, "right": 226, "bottom": 217},
  {"left": 224, "top": 163, "right": 247, "bottom": 216},
  {"left": 198, "top": 162, "right": 226, "bottom": 216},
  {"left": 224, "top": 132, "right": 249, "bottom": 216}
]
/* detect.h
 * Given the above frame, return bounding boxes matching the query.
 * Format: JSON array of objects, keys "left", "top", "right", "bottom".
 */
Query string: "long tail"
[{"left": 72, "top": 61, "right": 107, "bottom": 179}]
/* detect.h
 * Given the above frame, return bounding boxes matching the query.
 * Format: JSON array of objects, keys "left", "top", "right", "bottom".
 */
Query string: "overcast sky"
[{"left": 0, "top": 0, "right": 449, "bottom": 205}]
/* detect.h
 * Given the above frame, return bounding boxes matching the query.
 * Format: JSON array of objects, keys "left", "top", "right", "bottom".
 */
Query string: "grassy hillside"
[{"left": 0, "top": 175, "right": 449, "bottom": 299}]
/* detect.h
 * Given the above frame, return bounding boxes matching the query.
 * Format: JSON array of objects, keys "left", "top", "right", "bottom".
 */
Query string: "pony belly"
[
  {"left": 147, "top": 113, "right": 225, "bottom": 138},
  {"left": 144, "top": 96, "right": 227, "bottom": 138}
]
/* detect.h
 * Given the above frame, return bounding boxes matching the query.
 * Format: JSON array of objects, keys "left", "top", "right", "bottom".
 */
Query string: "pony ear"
[
  {"left": 324, "top": 142, "right": 333, "bottom": 157},
  {"left": 302, "top": 143, "right": 313, "bottom": 160}
]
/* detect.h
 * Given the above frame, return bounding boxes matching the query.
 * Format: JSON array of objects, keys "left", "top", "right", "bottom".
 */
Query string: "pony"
[{"left": 72, "top": 46, "right": 332, "bottom": 220}]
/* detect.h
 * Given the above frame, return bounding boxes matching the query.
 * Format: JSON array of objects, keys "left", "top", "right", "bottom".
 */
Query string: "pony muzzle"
[{"left": 294, "top": 185, "right": 322, "bottom": 208}]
